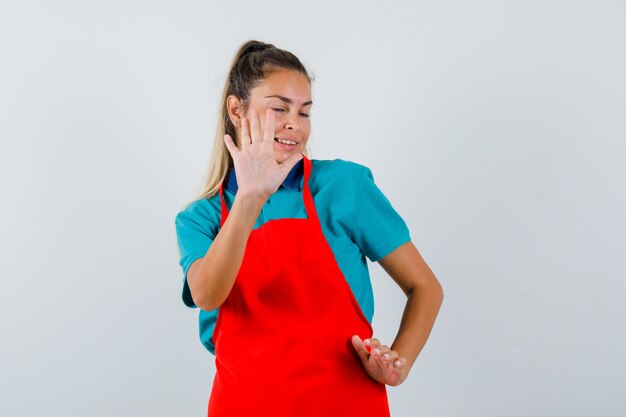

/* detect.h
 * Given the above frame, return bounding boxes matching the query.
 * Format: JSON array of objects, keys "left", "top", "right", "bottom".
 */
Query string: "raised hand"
[
  {"left": 351, "top": 334, "right": 408, "bottom": 386},
  {"left": 223, "top": 108, "right": 303, "bottom": 201}
]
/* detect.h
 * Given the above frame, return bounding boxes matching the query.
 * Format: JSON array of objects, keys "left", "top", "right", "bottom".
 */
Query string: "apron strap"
[
  {"left": 218, "top": 179, "right": 229, "bottom": 228},
  {"left": 301, "top": 155, "right": 318, "bottom": 221}
]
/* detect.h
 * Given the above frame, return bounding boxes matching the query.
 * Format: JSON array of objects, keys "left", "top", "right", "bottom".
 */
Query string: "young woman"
[{"left": 175, "top": 40, "right": 444, "bottom": 416}]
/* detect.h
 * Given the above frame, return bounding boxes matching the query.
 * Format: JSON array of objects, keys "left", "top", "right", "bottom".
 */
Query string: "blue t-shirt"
[{"left": 175, "top": 158, "right": 411, "bottom": 355}]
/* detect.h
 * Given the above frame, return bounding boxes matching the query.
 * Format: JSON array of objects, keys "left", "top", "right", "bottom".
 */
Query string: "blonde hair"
[{"left": 181, "top": 40, "right": 315, "bottom": 211}]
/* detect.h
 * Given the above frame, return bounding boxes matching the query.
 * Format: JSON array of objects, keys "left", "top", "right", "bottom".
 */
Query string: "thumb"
[
  {"left": 279, "top": 153, "right": 304, "bottom": 178},
  {"left": 223, "top": 134, "right": 240, "bottom": 157},
  {"left": 351, "top": 334, "right": 370, "bottom": 362}
]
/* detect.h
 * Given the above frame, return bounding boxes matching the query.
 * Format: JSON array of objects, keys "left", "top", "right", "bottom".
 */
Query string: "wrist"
[{"left": 233, "top": 192, "right": 268, "bottom": 211}]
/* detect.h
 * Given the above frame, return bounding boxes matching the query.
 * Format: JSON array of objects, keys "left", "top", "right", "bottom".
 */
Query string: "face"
[{"left": 228, "top": 69, "right": 313, "bottom": 164}]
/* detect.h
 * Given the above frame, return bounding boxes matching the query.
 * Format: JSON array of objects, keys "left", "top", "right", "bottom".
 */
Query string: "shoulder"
[
  {"left": 310, "top": 158, "right": 372, "bottom": 187},
  {"left": 174, "top": 194, "right": 222, "bottom": 237},
  {"left": 311, "top": 157, "right": 370, "bottom": 174},
  {"left": 307, "top": 159, "right": 375, "bottom": 219}
]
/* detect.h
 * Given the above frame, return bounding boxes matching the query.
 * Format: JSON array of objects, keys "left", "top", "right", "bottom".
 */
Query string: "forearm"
[
  {"left": 191, "top": 193, "right": 266, "bottom": 310},
  {"left": 390, "top": 281, "right": 444, "bottom": 374}
]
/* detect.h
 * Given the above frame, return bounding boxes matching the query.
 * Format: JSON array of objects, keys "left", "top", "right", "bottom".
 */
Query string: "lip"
[
  {"left": 274, "top": 138, "right": 298, "bottom": 149},
  {"left": 274, "top": 137, "right": 298, "bottom": 144},
  {"left": 274, "top": 137, "right": 299, "bottom": 145}
]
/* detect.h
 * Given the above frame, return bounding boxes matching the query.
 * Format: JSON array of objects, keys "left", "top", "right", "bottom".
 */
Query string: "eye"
[
  {"left": 272, "top": 108, "right": 286, "bottom": 113},
  {"left": 299, "top": 113, "right": 310, "bottom": 117}
]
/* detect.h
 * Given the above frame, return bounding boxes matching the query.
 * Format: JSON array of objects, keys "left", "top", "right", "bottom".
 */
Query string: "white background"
[{"left": 1, "top": 1, "right": 625, "bottom": 416}]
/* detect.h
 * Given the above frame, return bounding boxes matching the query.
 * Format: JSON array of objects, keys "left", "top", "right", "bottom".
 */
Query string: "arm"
[
  {"left": 187, "top": 108, "right": 301, "bottom": 311},
  {"left": 187, "top": 194, "right": 266, "bottom": 311},
  {"left": 378, "top": 240, "right": 444, "bottom": 376}
]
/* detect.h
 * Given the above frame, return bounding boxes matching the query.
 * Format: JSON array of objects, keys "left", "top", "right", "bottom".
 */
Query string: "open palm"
[{"left": 223, "top": 108, "right": 302, "bottom": 200}]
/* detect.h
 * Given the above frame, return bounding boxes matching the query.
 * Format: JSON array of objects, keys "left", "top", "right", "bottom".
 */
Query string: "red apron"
[{"left": 208, "top": 155, "right": 390, "bottom": 416}]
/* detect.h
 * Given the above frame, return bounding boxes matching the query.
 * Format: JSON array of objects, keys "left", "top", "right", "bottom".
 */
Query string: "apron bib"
[{"left": 208, "top": 155, "right": 390, "bottom": 417}]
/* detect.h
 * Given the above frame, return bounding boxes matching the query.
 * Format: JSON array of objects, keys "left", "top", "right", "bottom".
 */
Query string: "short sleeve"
[
  {"left": 351, "top": 167, "right": 411, "bottom": 262},
  {"left": 174, "top": 206, "right": 216, "bottom": 308}
]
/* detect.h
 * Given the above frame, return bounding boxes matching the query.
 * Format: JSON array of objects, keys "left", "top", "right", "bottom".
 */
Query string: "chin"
[{"left": 274, "top": 150, "right": 301, "bottom": 164}]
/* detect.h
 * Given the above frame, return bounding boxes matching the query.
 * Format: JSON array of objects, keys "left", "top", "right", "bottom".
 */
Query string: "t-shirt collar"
[{"left": 225, "top": 158, "right": 304, "bottom": 193}]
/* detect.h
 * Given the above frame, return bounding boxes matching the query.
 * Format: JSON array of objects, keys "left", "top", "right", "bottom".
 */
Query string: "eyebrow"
[{"left": 265, "top": 95, "right": 313, "bottom": 106}]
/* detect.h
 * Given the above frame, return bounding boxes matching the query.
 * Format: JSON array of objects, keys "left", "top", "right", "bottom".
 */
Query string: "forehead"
[{"left": 252, "top": 69, "right": 311, "bottom": 102}]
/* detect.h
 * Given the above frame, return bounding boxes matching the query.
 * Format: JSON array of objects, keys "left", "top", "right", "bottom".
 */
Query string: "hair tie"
[{"left": 243, "top": 43, "right": 270, "bottom": 55}]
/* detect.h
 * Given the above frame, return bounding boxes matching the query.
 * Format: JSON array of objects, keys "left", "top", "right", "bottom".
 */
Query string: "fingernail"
[
  {"left": 373, "top": 349, "right": 380, "bottom": 355},
  {"left": 383, "top": 354, "right": 389, "bottom": 359},
  {"left": 395, "top": 361, "right": 401, "bottom": 366}
]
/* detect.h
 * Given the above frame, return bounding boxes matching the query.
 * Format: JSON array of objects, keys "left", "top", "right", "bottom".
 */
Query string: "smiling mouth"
[{"left": 274, "top": 138, "right": 297, "bottom": 145}]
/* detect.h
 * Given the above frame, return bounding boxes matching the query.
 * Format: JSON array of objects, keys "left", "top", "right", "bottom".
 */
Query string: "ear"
[{"left": 226, "top": 95, "right": 244, "bottom": 124}]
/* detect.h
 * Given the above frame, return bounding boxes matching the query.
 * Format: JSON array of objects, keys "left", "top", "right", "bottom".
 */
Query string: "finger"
[
  {"left": 382, "top": 350, "right": 399, "bottom": 363},
  {"left": 393, "top": 356, "right": 407, "bottom": 369},
  {"left": 241, "top": 117, "right": 250, "bottom": 149},
  {"left": 350, "top": 334, "right": 370, "bottom": 362},
  {"left": 372, "top": 345, "right": 391, "bottom": 357},
  {"left": 367, "top": 338, "right": 381, "bottom": 349},
  {"left": 250, "top": 108, "right": 261, "bottom": 143},
  {"left": 263, "top": 108, "right": 275, "bottom": 143},
  {"left": 223, "top": 134, "right": 240, "bottom": 156}
]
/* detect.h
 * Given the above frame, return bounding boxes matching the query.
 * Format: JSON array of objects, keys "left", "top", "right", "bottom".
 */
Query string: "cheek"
[{"left": 302, "top": 119, "right": 312, "bottom": 133}]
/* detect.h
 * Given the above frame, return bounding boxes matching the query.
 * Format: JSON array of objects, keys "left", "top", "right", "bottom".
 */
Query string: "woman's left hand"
[{"left": 350, "top": 335, "right": 408, "bottom": 386}]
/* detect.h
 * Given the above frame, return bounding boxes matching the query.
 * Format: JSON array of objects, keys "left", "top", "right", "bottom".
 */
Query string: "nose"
[{"left": 284, "top": 111, "right": 300, "bottom": 131}]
